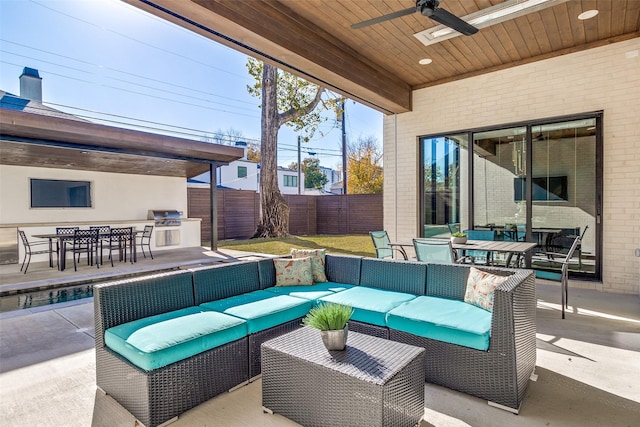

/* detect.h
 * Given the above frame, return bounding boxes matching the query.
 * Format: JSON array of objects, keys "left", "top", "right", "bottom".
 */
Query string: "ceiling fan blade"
[
  {"left": 351, "top": 7, "right": 417, "bottom": 30},
  {"left": 425, "top": 7, "right": 478, "bottom": 36}
]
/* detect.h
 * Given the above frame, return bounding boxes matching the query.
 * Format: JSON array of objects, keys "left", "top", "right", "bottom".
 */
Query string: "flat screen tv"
[
  {"left": 30, "top": 179, "right": 92, "bottom": 208},
  {"left": 514, "top": 176, "right": 568, "bottom": 201}
]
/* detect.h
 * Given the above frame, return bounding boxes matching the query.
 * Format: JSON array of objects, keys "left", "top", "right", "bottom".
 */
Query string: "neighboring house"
[
  {"left": 189, "top": 142, "right": 305, "bottom": 195},
  {"left": 319, "top": 166, "right": 342, "bottom": 194},
  {"left": 0, "top": 68, "right": 242, "bottom": 264}
]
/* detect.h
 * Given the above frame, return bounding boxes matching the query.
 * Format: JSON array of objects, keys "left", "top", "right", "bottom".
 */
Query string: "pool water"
[{"left": 0, "top": 285, "right": 93, "bottom": 313}]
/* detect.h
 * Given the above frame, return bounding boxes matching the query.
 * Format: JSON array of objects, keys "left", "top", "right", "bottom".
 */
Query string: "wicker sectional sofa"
[{"left": 94, "top": 254, "right": 536, "bottom": 426}]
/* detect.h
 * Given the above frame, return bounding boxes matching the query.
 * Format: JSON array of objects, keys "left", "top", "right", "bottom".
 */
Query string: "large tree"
[
  {"left": 347, "top": 136, "right": 383, "bottom": 194},
  {"left": 247, "top": 58, "right": 339, "bottom": 237},
  {"left": 289, "top": 157, "right": 329, "bottom": 189}
]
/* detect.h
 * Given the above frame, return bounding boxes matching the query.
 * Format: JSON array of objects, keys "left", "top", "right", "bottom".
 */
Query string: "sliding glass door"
[
  {"left": 420, "top": 134, "right": 469, "bottom": 237},
  {"left": 529, "top": 118, "right": 598, "bottom": 276},
  {"left": 420, "top": 113, "right": 601, "bottom": 280}
]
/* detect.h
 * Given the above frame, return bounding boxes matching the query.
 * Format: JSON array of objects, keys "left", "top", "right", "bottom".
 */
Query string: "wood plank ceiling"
[{"left": 128, "top": 0, "right": 640, "bottom": 114}]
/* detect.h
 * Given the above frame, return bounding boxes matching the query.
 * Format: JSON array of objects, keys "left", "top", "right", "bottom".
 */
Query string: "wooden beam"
[{"left": 124, "top": 0, "right": 411, "bottom": 114}]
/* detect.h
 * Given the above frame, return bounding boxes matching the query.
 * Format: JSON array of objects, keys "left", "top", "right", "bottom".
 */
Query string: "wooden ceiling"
[{"left": 127, "top": 0, "right": 640, "bottom": 114}]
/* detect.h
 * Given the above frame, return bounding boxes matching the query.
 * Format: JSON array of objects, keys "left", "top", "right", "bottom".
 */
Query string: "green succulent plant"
[
  {"left": 451, "top": 232, "right": 467, "bottom": 238},
  {"left": 303, "top": 303, "right": 353, "bottom": 331}
]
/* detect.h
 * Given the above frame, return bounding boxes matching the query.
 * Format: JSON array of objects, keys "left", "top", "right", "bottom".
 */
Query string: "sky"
[{"left": 0, "top": 0, "right": 383, "bottom": 169}]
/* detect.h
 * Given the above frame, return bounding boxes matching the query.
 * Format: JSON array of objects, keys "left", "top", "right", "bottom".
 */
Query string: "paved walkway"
[{"left": 1, "top": 281, "right": 639, "bottom": 426}]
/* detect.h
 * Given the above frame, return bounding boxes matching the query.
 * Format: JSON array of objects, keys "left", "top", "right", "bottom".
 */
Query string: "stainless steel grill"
[{"left": 147, "top": 210, "right": 182, "bottom": 227}]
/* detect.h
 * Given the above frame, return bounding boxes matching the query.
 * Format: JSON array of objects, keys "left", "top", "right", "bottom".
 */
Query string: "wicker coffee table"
[{"left": 262, "top": 326, "right": 425, "bottom": 427}]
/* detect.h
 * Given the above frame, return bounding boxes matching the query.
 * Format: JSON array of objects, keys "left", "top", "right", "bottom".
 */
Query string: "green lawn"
[{"left": 217, "top": 235, "right": 376, "bottom": 257}]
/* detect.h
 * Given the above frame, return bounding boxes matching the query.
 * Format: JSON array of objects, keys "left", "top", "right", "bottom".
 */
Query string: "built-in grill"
[{"left": 148, "top": 210, "right": 182, "bottom": 227}]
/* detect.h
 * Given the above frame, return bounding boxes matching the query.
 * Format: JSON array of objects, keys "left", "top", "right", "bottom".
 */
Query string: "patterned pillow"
[
  {"left": 464, "top": 267, "right": 509, "bottom": 312},
  {"left": 274, "top": 257, "right": 314, "bottom": 286},
  {"left": 290, "top": 248, "right": 328, "bottom": 283}
]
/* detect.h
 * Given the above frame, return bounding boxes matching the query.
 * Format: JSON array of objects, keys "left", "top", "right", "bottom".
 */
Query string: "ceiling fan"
[{"left": 351, "top": 0, "right": 478, "bottom": 36}]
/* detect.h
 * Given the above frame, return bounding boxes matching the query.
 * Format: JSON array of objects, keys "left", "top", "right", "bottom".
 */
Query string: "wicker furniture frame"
[
  {"left": 93, "top": 254, "right": 536, "bottom": 426},
  {"left": 262, "top": 327, "right": 425, "bottom": 427},
  {"left": 94, "top": 270, "right": 250, "bottom": 427}
]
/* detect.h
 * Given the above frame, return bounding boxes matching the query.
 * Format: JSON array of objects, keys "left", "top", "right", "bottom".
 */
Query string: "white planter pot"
[{"left": 451, "top": 236, "right": 467, "bottom": 244}]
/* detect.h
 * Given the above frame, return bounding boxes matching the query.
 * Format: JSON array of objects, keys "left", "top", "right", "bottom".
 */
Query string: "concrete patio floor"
[{"left": 0, "top": 278, "right": 638, "bottom": 427}]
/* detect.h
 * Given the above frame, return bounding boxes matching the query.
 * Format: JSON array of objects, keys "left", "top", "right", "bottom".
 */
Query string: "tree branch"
[{"left": 278, "top": 86, "right": 325, "bottom": 128}]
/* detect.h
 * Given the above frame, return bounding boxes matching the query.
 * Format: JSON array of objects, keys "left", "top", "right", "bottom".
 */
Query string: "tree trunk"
[{"left": 254, "top": 64, "right": 289, "bottom": 238}]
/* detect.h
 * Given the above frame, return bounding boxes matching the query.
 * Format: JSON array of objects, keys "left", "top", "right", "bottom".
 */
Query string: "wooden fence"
[{"left": 187, "top": 188, "right": 382, "bottom": 241}]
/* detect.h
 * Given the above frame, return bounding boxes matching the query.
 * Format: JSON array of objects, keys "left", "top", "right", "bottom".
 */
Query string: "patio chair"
[
  {"left": 108, "top": 227, "right": 134, "bottom": 266},
  {"left": 90, "top": 225, "right": 111, "bottom": 266},
  {"left": 541, "top": 225, "right": 588, "bottom": 319},
  {"left": 463, "top": 229, "right": 496, "bottom": 265},
  {"left": 369, "top": 231, "right": 408, "bottom": 260},
  {"left": 18, "top": 230, "right": 54, "bottom": 274},
  {"left": 447, "top": 223, "right": 461, "bottom": 234},
  {"left": 56, "top": 226, "right": 79, "bottom": 268},
  {"left": 413, "top": 238, "right": 473, "bottom": 264},
  {"left": 68, "top": 229, "right": 100, "bottom": 271},
  {"left": 136, "top": 225, "right": 154, "bottom": 259}
]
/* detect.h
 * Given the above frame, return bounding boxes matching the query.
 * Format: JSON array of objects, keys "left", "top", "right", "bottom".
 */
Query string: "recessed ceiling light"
[
  {"left": 419, "top": 58, "right": 433, "bottom": 65},
  {"left": 578, "top": 10, "right": 599, "bottom": 20}
]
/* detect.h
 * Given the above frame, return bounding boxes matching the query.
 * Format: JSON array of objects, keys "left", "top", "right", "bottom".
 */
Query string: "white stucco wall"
[
  {"left": 384, "top": 38, "right": 640, "bottom": 294},
  {"left": 0, "top": 165, "right": 188, "bottom": 223},
  {"left": 0, "top": 165, "right": 202, "bottom": 262}
]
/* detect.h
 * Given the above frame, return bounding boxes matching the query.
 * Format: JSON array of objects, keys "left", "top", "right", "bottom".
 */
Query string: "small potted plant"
[
  {"left": 303, "top": 302, "right": 354, "bottom": 351},
  {"left": 450, "top": 231, "right": 467, "bottom": 244}
]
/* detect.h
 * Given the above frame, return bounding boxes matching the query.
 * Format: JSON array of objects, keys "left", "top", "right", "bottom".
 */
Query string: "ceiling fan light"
[
  {"left": 578, "top": 10, "right": 599, "bottom": 20},
  {"left": 415, "top": 0, "right": 567, "bottom": 45}
]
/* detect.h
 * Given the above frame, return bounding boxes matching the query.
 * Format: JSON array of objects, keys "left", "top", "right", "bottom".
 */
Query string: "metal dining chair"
[
  {"left": 108, "top": 227, "right": 134, "bottom": 266},
  {"left": 136, "top": 225, "right": 154, "bottom": 259},
  {"left": 68, "top": 229, "right": 100, "bottom": 271},
  {"left": 90, "top": 225, "right": 111, "bottom": 266},
  {"left": 55, "top": 227, "right": 79, "bottom": 268},
  {"left": 413, "top": 238, "right": 473, "bottom": 264},
  {"left": 463, "top": 229, "right": 496, "bottom": 265},
  {"left": 18, "top": 230, "right": 54, "bottom": 274},
  {"left": 369, "top": 231, "right": 408, "bottom": 260}
]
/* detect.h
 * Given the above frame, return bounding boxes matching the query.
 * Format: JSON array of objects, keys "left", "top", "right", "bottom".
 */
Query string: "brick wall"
[{"left": 384, "top": 38, "right": 640, "bottom": 294}]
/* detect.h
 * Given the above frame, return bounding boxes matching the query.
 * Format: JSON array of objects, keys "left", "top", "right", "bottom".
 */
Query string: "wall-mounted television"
[
  {"left": 514, "top": 176, "right": 568, "bottom": 201},
  {"left": 30, "top": 179, "right": 92, "bottom": 208}
]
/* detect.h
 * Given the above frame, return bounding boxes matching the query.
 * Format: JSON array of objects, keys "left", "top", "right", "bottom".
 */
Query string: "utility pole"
[
  {"left": 341, "top": 98, "right": 347, "bottom": 195},
  {"left": 297, "top": 135, "right": 302, "bottom": 195}
]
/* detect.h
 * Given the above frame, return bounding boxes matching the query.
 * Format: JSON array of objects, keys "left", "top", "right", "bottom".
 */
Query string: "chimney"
[
  {"left": 20, "top": 67, "right": 42, "bottom": 102},
  {"left": 235, "top": 141, "right": 248, "bottom": 159}
]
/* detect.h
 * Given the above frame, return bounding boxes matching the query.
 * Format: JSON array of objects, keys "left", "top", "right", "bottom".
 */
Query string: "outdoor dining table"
[
  {"left": 452, "top": 239, "right": 538, "bottom": 268},
  {"left": 398, "top": 239, "right": 538, "bottom": 268},
  {"left": 32, "top": 230, "right": 143, "bottom": 271}
]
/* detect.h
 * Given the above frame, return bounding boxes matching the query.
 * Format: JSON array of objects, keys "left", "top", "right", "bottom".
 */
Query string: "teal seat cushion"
[
  {"left": 386, "top": 296, "right": 492, "bottom": 351},
  {"left": 264, "top": 282, "right": 354, "bottom": 301},
  {"left": 318, "top": 286, "right": 416, "bottom": 326},
  {"left": 200, "top": 290, "right": 313, "bottom": 334},
  {"left": 104, "top": 306, "right": 248, "bottom": 371}
]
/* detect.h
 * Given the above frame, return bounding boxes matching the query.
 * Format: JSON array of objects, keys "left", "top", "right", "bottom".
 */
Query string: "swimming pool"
[{"left": 0, "top": 284, "right": 94, "bottom": 313}]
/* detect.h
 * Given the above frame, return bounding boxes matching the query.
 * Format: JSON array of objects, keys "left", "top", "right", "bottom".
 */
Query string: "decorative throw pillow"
[
  {"left": 273, "top": 257, "right": 314, "bottom": 286},
  {"left": 464, "top": 267, "right": 509, "bottom": 312},
  {"left": 290, "top": 248, "right": 328, "bottom": 283}
]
